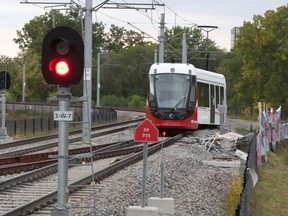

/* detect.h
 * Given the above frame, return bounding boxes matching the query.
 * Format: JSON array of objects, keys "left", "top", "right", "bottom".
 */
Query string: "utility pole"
[
  {"left": 198, "top": 25, "right": 218, "bottom": 70},
  {"left": 154, "top": 49, "right": 158, "bottom": 63},
  {"left": 182, "top": 32, "right": 187, "bottom": 63},
  {"left": 22, "top": 54, "right": 26, "bottom": 102},
  {"left": 82, "top": 0, "right": 93, "bottom": 143},
  {"left": 96, "top": 52, "right": 100, "bottom": 107},
  {"left": 81, "top": 0, "right": 116, "bottom": 142},
  {"left": 159, "top": 13, "right": 165, "bottom": 63}
]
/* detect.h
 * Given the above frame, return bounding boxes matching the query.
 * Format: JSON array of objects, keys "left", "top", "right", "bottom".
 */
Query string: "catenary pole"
[
  {"left": 182, "top": 32, "right": 187, "bottom": 63},
  {"left": 82, "top": 0, "right": 93, "bottom": 143},
  {"left": 22, "top": 54, "right": 26, "bottom": 102},
  {"left": 96, "top": 52, "right": 100, "bottom": 107},
  {"left": 159, "top": 13, "right": 165, "bottom": 63}
]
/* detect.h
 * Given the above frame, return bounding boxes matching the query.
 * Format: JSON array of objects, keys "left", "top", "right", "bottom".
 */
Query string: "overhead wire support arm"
[
  {"left": 92, "top": 0, "right": 110, "bottom": 11},
  {"left": 20, "top": 1, "right": 72, "bottom": 4},
  {"left": 102, "top": 2, "right": 164, "bottom": 10}
]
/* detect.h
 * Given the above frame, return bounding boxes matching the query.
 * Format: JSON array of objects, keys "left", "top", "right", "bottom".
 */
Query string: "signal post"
[
  {"left": 41, "top": 26, "right": 84, "bottom": 215},
  {"left": 128, "top": 120, "right": 160, "bottom": 216},
  {"left": 129, "top": 120, "right": 175, "bottom": 215},
  {"left": 0, "top": 71, "right": 11, "bottom": 143}
]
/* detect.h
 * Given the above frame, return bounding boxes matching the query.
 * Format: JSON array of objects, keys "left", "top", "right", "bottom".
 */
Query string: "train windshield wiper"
[{"left": 172, "top": 97, "right": 186, "bottom": 111}]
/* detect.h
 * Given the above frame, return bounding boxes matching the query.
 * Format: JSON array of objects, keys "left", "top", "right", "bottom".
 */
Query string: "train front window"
[{"left": 153, "top": 73, "right": 192, "bottom": 108}]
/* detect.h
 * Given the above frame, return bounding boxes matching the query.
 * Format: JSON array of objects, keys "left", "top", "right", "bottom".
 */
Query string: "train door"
[{"left": 210, "top": 84, "right": 215, "bottom": 123}]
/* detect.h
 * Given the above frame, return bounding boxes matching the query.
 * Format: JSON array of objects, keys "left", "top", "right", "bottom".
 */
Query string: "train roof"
[
  {"left": 195, "top": 68, "right": 226, "bottom": 86},
  {"left": 149, "top": 63, "right": 196, "bottom": 75},
  {"left": 149, "top": 63, "right": 226, "bottom": 86}
]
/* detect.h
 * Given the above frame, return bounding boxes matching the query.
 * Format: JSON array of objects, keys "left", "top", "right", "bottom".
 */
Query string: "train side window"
[
  {"left": 198, "top": 82, "right": 209, "bottom": 107},
  {"left": 216, "top": 86, "right": 220, "bottom": 107},
  {"left": 220, "top": 86, "right": 224, "bottom": 104},
  {"left": 210, "top": 84, "right": 216, "bottom": 106},
  {"left": 189, "top": 76, "right": 196, "bottom": 102},
  {"left": 188, "top": 76, "right": 196, "bottom": 108}
]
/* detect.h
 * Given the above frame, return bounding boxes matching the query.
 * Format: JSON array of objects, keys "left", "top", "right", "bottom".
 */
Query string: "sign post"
[
  {"left": 51, "top": 86, "right": 73, "bottom": 216},
  {"left": 134, "top": 119, "right": 159, "bottom": 207}
]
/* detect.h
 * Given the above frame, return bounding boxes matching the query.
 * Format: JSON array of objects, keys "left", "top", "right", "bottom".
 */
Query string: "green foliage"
[
  {"left": 234, "top": 6, "right": 288, "bottom": 107},
  {"left": 164, "top": 26, "right": 225, "bottom": 71},
  {"left": 101, "top": 95, "right": 127, "bottom": 107},
  {"left": 100, "top": 94, "right": 145, "bottom": 108},
  {"left": 217, "top": 52, "right": 243, "bottom": 106},
  {"left": 128, "top": 95, "right": 145, "bottom": 108},
  {"left": 225, "top": 174, "right": 242, "bottom": 216},
  {"left": 97, "top": 45, "right": 155, "bottom": 99},
  {"left": 104, "top": 25, "right": 151, "bottom": 52}
]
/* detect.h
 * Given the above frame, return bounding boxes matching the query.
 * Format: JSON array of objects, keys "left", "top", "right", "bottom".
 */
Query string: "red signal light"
[
  {"left": 49, "top": 59, "right": 70, "bottom": 76},
  {"left": 42, "top": 26, "right": 84, "bottom": 85}
]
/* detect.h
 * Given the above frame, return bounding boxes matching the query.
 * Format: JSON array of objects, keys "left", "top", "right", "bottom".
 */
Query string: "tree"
[
  {"left": 98, "top": 45, "right": 156, "bottom": 99},
  {"left": 104, "top": 25, "right": 150, "bottom": 52},
  {"left": 164, "top": 25, "right": 223, "bottom": 71},
  {"left": 216, "top": 52, "right": 243, "bottom": 106},
  {"left": 234, "top": 6, "right": 288, "bottom": 107}
]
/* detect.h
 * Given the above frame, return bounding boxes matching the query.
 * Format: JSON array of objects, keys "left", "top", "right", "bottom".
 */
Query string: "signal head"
[
  {"left": 0, "top": 71, "right": 11, "bottom": 90},
  {"left": 41, "top": 26, "right": 84, "bottom": 85}
]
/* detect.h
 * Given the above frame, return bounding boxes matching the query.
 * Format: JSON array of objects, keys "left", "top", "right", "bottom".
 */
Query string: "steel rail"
[
  {"left": 0, "top": 119, "right": 142, "bottom": 158},
  {"left": 0, "top": 119, "right": 143, "bottom": 151},
  {"left": 0, "top": 132, "right": 190, "bottom": 215}
]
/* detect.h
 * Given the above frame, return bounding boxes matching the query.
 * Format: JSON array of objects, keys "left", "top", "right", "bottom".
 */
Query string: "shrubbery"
[{"left": 100, "top": 94, "right": 145, "bottom": 108}]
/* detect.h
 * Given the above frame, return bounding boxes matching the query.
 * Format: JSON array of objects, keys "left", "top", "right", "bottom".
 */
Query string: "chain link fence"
[{"left": 235, "top": 133, "right": 257, "bottom": 216}]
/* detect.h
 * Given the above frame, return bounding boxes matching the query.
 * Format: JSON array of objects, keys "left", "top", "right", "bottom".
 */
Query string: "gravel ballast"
[{"left": 72, "top": 132, "right": 242, "bottom": 216}]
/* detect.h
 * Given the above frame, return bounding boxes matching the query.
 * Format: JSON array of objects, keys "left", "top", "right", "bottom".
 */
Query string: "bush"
[
  {"left": 225, "top": 174, "right": 242, "bottom": 215},
  {"left": 100, "top": 94, "right": 145, "bottom": 108},
  {"left": 101, "top": 95, "right": 127, "bottom": 107},
  {"left": 128, "top": 95, "right": 145, "bottom": 108}
]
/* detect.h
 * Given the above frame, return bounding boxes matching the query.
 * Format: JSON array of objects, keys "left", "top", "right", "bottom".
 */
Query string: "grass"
[
  {"left": 250, "top": 141, "right": 288, "bottom": 216},
  {"left": 225, "top": 174, "right": 243, "bottom": 216},
  {"left": 235, "top": 127, "right": 253, "bottom": 134}
]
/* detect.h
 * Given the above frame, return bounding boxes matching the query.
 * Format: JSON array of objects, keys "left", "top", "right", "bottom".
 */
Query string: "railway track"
[
  {"left": 0, "top": 119, "right": 143, "bottom": 158},
  {"left": 0, "top": 139, "right": 132, "bottom": 175},
  {"left": 0, "top": 132, "right": 190, "bottom": 215}
]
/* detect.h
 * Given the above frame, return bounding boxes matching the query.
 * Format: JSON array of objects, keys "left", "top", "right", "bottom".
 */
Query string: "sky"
[{"left": 0, "top": 0, "right": 287, "bottom": 58}]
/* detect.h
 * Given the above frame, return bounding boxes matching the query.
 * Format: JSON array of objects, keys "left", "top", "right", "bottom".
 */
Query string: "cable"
[
  {"left": 96, "top": 10, "right": 160, "bottom": 41},
  {"left": 158, "top": 0, "right": 197, "bottom": 27}
]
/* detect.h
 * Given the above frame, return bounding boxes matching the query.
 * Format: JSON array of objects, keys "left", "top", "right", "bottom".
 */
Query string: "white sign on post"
[{"left": 54, "top": 111, "right": 74, "bottom": 121}]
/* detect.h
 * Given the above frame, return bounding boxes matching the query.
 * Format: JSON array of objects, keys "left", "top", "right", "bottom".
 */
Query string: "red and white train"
[{"left": 146, "top": 63, "right": 226, "bottom": 130}]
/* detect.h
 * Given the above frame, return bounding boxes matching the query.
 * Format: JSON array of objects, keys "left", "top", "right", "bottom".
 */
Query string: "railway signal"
[
  {"left": 41, "top": 26, "right": 84, "bottom": 85},
  {"left": 0, "top": 71, "right": 11, "bottom": 90}
]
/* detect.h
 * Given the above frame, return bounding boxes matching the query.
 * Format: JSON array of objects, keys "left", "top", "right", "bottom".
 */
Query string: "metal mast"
[
  {"left": 82, "top": 0, "right": 93, "bottom": 143},
  {"left": 159, "top": 13, "right": 165, "bottom": 63},
  {"left": 182, "top": 32, "right": 187, "bottom": 63}
]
